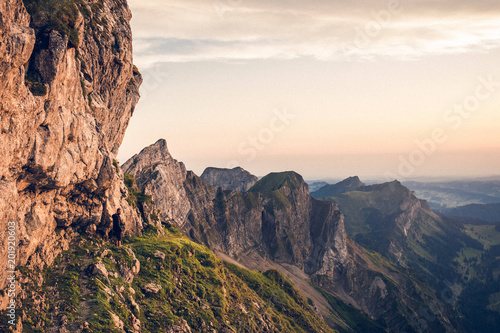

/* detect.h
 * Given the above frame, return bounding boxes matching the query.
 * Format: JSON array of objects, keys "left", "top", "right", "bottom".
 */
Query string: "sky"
[{"left": 118, "top": 0, "right": 500, "bottom": 181}]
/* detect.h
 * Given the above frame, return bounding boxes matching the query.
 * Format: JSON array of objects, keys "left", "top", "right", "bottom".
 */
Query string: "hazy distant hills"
[
  {"left": 402, "top": 180, "right": 500, "bottom": 209},
  {"left": 440, "top": 202, "right": 500, "bottom": 223}
]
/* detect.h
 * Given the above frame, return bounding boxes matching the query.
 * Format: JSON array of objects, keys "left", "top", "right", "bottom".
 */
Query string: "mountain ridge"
[{"left": 123, "top": 139, "right": 459, "bottom": 332}]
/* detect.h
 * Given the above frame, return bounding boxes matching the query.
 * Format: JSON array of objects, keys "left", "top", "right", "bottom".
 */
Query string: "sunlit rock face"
[{"left": 0, "top": 0, "right": 142, "bottom": 309}]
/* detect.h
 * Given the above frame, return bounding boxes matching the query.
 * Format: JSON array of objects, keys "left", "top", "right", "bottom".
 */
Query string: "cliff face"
[
  {"left": 200, "top": 167, "right": 258, "bottom": 192},
  {"left": 0, "top": 0, "right": 142, "bottom": 309}
]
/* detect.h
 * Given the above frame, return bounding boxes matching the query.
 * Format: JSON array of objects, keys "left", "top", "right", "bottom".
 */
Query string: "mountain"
[
  {"left": 201, "top": 167, "right": 258, "bottom": 192},
  {"left": 0, "top": 0, "right": 143, "bottom": 317},
  {"left": 124, "top": 140, "right": 459, "bottom": 332},
  {"left": 440, "top": 203, "right": 500, "bottom": 223},
  {"left": 321, "top": 178, "right": 500, "bottom": 331},
  {"left": 1, "top": 1, "right": 495, "bottom": 331},
  {"left": 322, "top": 179, "right": 482, "bottom": 276},
  {"left": 311, "top": 177, "right": 366, "bottom": 199},
  {"left": 0, "top": 1, "right": 339, "bottom": 332}
]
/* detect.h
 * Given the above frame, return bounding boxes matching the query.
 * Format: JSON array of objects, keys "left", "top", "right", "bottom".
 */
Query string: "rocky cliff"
[
  {"left": 201, "top": 167, "right": 258, "bottom": 192},
  {"left": 124, "top": 139, "right": 458, "bottom": 332},
  {"left": 0, "top": 0, "right": 142, "bottom": 313}
]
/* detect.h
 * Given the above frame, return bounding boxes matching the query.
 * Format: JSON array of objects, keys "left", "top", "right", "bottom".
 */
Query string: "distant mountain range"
[
  {"left": 402, "top": 180, "right": 500, "bottom": 209},
  {"left": 439, "top": 203, "right": 500, "bottom": 223}
]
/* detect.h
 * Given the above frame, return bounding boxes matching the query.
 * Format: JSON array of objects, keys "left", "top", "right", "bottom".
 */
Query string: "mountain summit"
[{"left": 311, "top": 176, "right": 366, "bottom": 198}]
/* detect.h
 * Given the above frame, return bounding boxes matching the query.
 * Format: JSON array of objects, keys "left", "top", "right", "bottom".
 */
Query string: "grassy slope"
[
  {"left": 9, "top": 226, "right": 335, "bottom": 333},
  {"left": 249, "top": 171, "right": 303, "bottom": 193}
]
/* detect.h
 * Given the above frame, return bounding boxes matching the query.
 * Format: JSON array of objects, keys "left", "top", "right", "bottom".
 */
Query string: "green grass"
[
  {"left": 23, "top": 0, "right": 82, "bottom": 47},
  {"left": 128, "top": 230, "right": 335, "bottom": 332},
  {"left": 249, "top": 171, "right": 303, "bottom": 193},
  {"left": 10, "top": 224, "right": 336, "bottom": 332},
  {"left": 124, "top": 173, "right": 152, "bottom": 208},
  {"left": 317, "top": 288, "right": 386, "bottom": 333},
  {"left": 465, "top": 224, "right": 500, "bottom": 250}
]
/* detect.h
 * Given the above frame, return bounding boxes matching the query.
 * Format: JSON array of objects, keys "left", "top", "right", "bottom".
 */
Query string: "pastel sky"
[{"left": 118, "top": 0, "right": 500, "bottom": 180}]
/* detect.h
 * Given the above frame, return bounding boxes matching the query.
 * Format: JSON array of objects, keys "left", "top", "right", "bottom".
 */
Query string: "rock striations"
[{"left": 0, "top": 0, "right": 142, "bottom": 311}]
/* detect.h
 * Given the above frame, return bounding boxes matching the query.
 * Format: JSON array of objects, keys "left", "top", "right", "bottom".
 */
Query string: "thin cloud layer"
[{"left": 128, "top": 0, "right": 500, "bottom": 66}]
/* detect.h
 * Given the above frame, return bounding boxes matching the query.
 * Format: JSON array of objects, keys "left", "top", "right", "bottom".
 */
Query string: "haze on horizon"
[{"left": 118, "top": 0, "right": 500, "bottom": 181}]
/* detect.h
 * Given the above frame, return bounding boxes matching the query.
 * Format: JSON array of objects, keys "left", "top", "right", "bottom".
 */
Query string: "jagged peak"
[
  {"left": 249, "top": 171, "right": 306, "bottom": 193},
  {"left": 122, "top": 138, "right": 187, "bottom": 176}
]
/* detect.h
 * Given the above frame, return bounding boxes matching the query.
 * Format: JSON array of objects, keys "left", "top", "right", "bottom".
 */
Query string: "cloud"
[{"left": 128, "top": 0, "right": 500, "bottom": 66}]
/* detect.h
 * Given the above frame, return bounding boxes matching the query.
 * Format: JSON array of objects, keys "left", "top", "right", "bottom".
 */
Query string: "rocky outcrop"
[
  {"left": 201, "top": 167, "right": 258, "bottom": 192},
  {"left": 0, "top": 0, "right": 142, "bottom": 311}
]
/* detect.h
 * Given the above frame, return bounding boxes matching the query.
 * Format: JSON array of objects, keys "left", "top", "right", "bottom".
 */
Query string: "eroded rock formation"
[{"left": 0, "top": 0, "right": 142, "bottom": 310}]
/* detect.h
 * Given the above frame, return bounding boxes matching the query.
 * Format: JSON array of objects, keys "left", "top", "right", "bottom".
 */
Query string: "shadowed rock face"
[
  {"left": 201, "top": 167, "right": 258, "bottom": 192},
  {"left": 0, "top": 0, "right": 142, "bottom": 308},
  {"left": 124, "top": 139, "right": 458, "bottom": 332}
]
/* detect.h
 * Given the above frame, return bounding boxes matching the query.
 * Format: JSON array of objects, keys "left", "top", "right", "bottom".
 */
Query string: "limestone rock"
[
  {"left": 0, "top": 0, "right": 142, "bottom": 310},
  {"left": 154, "top": 250, "right": 166, "bottom": 259},
  {"left": 143, "top": 283, "right": 162, "bottom": 294},
  {"left": 110, "top": 311, "right": 125, "bottom": 332},
  {"left": 119, "top": 247, "right": 140, "bottom": 284},
  {"left": 124, "top": 141, "right": 348, "bottom": 272},
  {"left": 91, "top": 262, "right": 109, "bottom": 281}
]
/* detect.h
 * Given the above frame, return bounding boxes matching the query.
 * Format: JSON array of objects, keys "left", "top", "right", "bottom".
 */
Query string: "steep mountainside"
[
  {"left": 311, "top": 177, "right": 366, "bottom": 199},
  {"left": 322, "top": 178, "right": 500, "bottom": 331},
  {"left": 124, "top": 139, "right": 459, "bottom": 332},
  {"left": 201, "top": 167, "right": 258, "bottom": 192},
  {"left": 0, "top": 0, "right": 143, "bottom": 316},
  {"left": 324, "top": 181, "right": 475, "bottom": 278}
]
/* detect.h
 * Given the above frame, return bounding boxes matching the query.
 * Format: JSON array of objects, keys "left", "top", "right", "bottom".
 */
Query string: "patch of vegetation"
[
  {"left": 225, "top": 263, "right": 335, "bottom": 333},
  {"left": 23, "top": 0, "right": 81, "bottom": 48},
  {"left": 318, "top": 288, "right": 386, "bottom": 333},
  {"left": 132, "top": 65, "right": 140, "bottom": 76},
  {"left": 26, "top": 80, "right": 48, "bottom": 96},
  {"left": 464, "top": 224, "right": 500, "bottom": 250},
  {"left": 240, "top": 191, "right": 261, "bottom": 209},
  {"left": 112, "top": 159, "right": 120, "bottom": 173},
  {"left": 249, "top": 171, "right": 303, "bottom": 193},
  {"left": 124, "top": 173, "right": 152, "bottom": 208}
]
